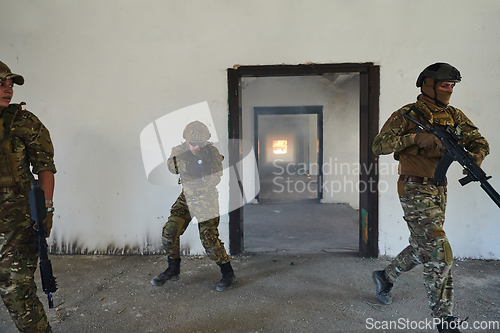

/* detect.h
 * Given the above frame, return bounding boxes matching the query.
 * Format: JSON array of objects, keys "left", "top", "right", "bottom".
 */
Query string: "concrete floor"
[
  {"left": 1, "top": 253, "right": 499, "bottom": 333},
  {"left": 1, "top": 181, "right": 499, "bottom": 332},
  {"left": 244, "top": 201, "right": 359, "bottom": 254},
  {"left": 245, "top": 171, "right": 358, "bottom": 254},
  {"left": 257, "top": 173, "right": 319, "bottom": 204}
]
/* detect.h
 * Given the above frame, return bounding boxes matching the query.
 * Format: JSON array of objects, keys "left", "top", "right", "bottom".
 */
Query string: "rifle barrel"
[{"left": 480, "top": 181, "right": 500, "bottom": 208}]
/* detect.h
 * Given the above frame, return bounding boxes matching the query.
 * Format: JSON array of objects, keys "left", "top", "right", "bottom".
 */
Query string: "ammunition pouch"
[
  {"left": 0, "top": 104, "right": 26, "bottom": 187},
  {"left": 0, "top": 140, "right": 23, "bottom": 187}
]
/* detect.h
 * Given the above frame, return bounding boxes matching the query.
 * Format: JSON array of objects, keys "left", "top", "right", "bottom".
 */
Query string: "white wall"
[{"left": 2, "top": 0, "right": 500, "bottom": 258}]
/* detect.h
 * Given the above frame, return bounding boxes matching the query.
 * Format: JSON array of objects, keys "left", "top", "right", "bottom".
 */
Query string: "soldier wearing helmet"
[
  {"left": 416, "top": 63, "right": 462, "bottom": 108},
  {"left": 371, "top": 63, "right": 489, "bottom": 333},
  {"left": 0, "top": 61, "right": 56, "bottom": 332},
  {"left": 151, "top": 121, "right": 236, "bottom": 292}
]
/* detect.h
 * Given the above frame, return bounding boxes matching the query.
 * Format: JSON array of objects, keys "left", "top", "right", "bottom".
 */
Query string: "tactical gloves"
[
  {"left": 414, "top": 133, "right": 444, "bottom": 150},
  {"left": 33, "top": 211, "right": 53, "bottom": 238},
  {"left": 44, "top": 212, "right": 53, "bottom": 238}
]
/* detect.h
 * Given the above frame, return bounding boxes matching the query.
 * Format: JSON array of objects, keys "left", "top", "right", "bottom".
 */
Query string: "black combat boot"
[
  {"left": 216, "top": 262, "right": 236, "bottom": 292},
  {"left": 437, "top": 316, "right": 465, "bottom": 333},
  {"left": 372, "top": 270, "right": 393, "bottom": 305},
  {"left": 151, "top": 257, "right": 181, "bottom": 286}
]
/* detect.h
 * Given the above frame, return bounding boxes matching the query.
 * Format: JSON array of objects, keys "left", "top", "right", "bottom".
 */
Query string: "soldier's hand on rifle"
[
  {"left": 173, "top": 151, "right": 192, "bottom": 174},
  {"left": 414, "top": 133, "right": 444, "bottom": 150},
  {"left": 34, "top": 205, "right": 54, "bottom": 237},
  {"left": 422, "top": 148, "right": 445, "bottom": 159},
  {"left": 44, "top": 212, "right": 53, "bottom": 238}
]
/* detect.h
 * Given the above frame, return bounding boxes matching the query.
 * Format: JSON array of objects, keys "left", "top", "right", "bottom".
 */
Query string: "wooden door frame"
[{"left": 227, "top": 63, "right": 380, "bottom": 257}]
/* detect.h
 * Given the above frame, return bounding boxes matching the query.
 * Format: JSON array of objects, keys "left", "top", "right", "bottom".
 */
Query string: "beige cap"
[{"left": 0, "top": 61, "right": 24, "bottom": 85}]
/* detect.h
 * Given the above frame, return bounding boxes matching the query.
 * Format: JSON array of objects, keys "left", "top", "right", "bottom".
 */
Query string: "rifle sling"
[{"left": 407, "top": 105, "right": 433, "bottom": 128}]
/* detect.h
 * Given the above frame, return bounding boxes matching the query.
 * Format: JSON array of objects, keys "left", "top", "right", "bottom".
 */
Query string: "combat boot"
[
  {"left": 151, "top": 257, "right": 181, "bottom": 286},
  {"left": 372, "top": 270, "right": 393, "bottom": 305},
  {"left": 216, "top": 262, "right": 236, "bottom": 292},
  {"left": 437, "top": 316, "right": 465, "bottom": 333}
]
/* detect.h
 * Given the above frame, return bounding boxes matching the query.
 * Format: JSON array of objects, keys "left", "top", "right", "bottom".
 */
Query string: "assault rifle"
[
  {"left": 28, "top": 180, "right": 57, "bottom": 308},
  {"left": 403, "top": 107, "right": 500, "bottom": 208}
]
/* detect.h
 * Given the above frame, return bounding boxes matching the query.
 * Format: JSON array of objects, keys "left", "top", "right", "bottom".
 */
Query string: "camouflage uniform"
[
  {"left": 161, "top": 141, "right": 230, "bottom": 265},
  {"left": 373, "top": 99, "right": 489, "bottom": 318},
  {"left": 0, "top": 104, "right": 56, "bottom": 333}
]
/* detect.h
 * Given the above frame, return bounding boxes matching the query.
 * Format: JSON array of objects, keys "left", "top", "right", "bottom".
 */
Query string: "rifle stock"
[
  {"left": 403, "top": 108, "right": 500, "bottom": 208},
  {"left": 28, "top": 180, "right": 57, "bottom": 308}
]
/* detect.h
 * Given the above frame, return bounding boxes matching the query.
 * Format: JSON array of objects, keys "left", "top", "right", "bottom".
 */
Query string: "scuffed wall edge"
[{"left": 47, "top": 242, "right": 194, "bottom": 256}]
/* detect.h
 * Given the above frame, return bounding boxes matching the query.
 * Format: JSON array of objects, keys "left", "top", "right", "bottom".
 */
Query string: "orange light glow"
[{"left": 273, "top": 140, "right": 287, "bottom": 154}]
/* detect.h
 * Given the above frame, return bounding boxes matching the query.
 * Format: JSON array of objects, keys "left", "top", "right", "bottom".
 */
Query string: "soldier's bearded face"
[{"left": 0, "top": 79, "right": 14, "bottom": 108}]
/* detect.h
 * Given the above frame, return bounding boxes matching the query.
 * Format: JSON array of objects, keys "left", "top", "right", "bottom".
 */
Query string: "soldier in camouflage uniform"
[
  {"left": 371, "top": 63, "right": 489, "bottom": 333},
  {"left": 151, "top": 121, "right": 236, "bottom": 292},
  {"left": 0, "top": 61, "right": 56, "bottom": 333}
]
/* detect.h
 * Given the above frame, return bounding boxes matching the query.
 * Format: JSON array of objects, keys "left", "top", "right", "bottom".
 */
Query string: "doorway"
[
  {"left": 228, "top": 63, "right": 380, "bottom": 258},
  {"left": 255, "top": 106, "right": 323, "bottom": 204}
]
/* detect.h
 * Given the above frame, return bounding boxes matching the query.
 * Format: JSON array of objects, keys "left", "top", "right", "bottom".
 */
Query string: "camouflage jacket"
[
  {"left": 167, "top": 142, "right": 223, "bottom": 190},
  {"left": 372, "top": 99, "right": 489, "bottom": 178},
  {"left": 0, "top": 104, "right": 56, "bottom": 187}
]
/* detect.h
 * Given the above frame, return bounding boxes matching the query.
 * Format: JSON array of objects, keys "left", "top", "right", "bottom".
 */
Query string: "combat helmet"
[
  {"left": 183, "top": 121, "right": 211, "bottom": 142},
  {"left": 416, "top": 63, "right": 461, "bottom": 87}
]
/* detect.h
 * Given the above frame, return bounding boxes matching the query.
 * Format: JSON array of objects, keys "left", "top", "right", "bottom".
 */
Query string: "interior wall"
[
  {"left": 309, "top": 114, "right": 318, "bottom": 176},
  {"left": 2, "top": 0, "right": 500, "bottom": 258}
]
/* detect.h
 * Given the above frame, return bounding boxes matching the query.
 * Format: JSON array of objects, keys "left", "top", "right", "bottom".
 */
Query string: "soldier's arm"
[
  {"left": 38, "top": 170, "right": 55, "bottom": 203},
  {"left": 454, "top": 109, "right": 490, "bottom": 164},
  {"left": 201, "top": 145, "right": 224, "bottom": 185},
  {"left": 167, "top": 145, "right": 190, "bottom": 174},
  {"left": 372, "top": 110, "right": 417, "bottom": 156},
  {"left": 19, "top": 111, "right": 57, "bottom": 237},
  {"left": 167, "top": 154, "right": 179, "bottom": 174},
  {"left": 20, "top": 111, "right": 57, "bottom": 175},
  {"left": 213, "top": 149, "right": 224, "bottom": 177}
]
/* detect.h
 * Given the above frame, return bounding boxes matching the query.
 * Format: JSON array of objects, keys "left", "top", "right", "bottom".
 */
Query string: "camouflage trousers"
[
  {"left": 0, "top": 184, "right": 51, "bottom": 333},
  {"left": 385, "top": 181, "right": 453, "bottom": 318},
  {"left": 161, "top": 190, "right": 230, "bottom": 265}
]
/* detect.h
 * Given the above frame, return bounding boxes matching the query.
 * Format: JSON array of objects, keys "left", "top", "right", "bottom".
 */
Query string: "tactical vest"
[
  {"left": 394, "top": 102, "right": 456, "bottom": 161},
  {"left": 417, "top": 102, "right": 456, "bottom": 128},
  {"left": 0, "top": 104, "right": 27, "bottom": 187}
]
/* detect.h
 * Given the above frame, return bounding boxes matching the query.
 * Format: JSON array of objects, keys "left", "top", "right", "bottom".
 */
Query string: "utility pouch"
[
  {"left": 0, "top": 141, "right": 19, "bottom": 187},
  {"left": 0, "top": 104, "right": 22, "bottom": 187}
]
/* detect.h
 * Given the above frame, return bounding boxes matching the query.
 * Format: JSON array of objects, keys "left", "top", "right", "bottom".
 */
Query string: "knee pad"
[{"left": 443, "top": 241, "right": 453, "bottom": 266}]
